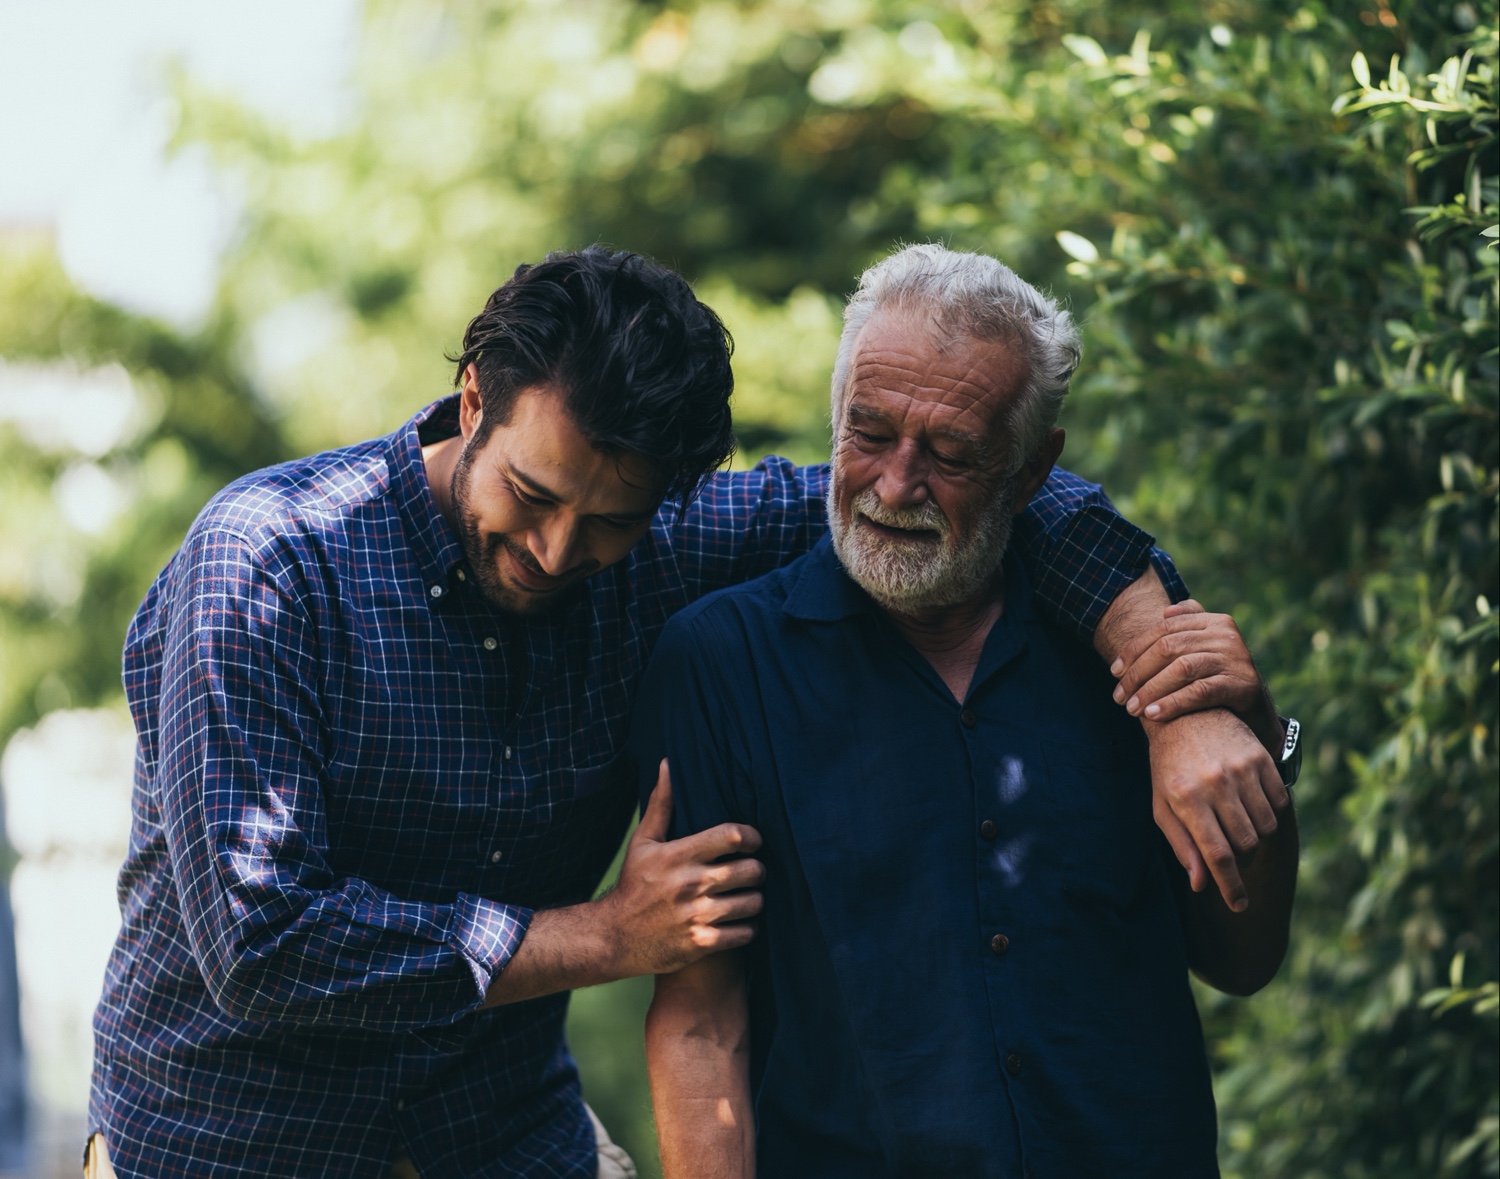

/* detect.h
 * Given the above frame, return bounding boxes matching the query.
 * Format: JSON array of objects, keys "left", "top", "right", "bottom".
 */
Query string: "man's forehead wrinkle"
[
  {"left": 848, "top": 361, "right": 1003, "bottom": 430},
  {"left": 850, "top": 352, "right": 998, "bottom": 403}
]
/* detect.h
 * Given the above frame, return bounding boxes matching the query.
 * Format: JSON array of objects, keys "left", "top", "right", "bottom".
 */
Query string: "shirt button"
[
  {"left": 429, "top": 585, "right": 443, "bottom": 599},
  {"left": 979, "top": 819, "right": 997, "bottom": 840},
  {"left": 456, "top": 569, "right": 466, "bottom": 581},
  {"left": 483, "top": 637, "right": 498, "bottom": 650},
  {"left": 1005, "top": 1053, "right": 1023, "bottom": 1076},
  {"left": 990, "top": 933, "right": 1010, "bottom": 956},
  {"left": 960, "top": 708, "right": 977, "bottom": 728},
  {"left": 490, "top": 850, "right": 503, "bottom": 864},
  {"left": 396, "top": 1098, "right": 406, "bottom": 1110},
  {"left": 504, "top": 746, "right": 513, "bottom": 760}
]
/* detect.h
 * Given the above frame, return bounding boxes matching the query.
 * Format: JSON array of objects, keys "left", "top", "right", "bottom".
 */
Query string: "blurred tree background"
[{"left": 1, "top": 0, "right": 1495, "bottom": 1175}]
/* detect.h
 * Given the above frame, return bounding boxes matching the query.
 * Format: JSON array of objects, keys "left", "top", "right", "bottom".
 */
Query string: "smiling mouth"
[
  {"left": 500, "top": 542, "right": 569, "bottom": 592},
  {"left": 497, "top": 538, "right": 598, "bottom": 593},
  {"left": 858, "top": 517, "right": 942, "bottom": 543}
]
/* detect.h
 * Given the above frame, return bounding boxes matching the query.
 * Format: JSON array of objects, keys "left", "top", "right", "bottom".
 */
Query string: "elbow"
[
  {"left": 203, "top": 957, "right": 286, "bottom": 1022},
  {"left": 1192, "top": 933, "right": 1290, "bottom": 997},
  {"left": 646, "top": 971, "right": 751, "bottom": 1061},
  {"left": 646, "top": 996, "right": 749, "bottom": 1057}
]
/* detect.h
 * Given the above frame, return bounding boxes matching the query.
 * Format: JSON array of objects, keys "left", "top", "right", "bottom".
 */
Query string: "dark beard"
[{"left": 449, "top": 442, "right": 589, "bottom": 618}]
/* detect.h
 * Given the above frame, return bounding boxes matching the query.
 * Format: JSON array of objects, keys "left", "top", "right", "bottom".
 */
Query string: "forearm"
[
  {"left": 188, "top": 888, "right": 530, "bottom": 1028},
  {"left": 1094, "top": 564, "right": 1172, "bottom": 663},
  {"left": 1182, "top": 801, "right": 1299, "bottom": 995},
  {"left": 481, "top": 904, "right": 622, "bottom": 1007},
  {"left": 646, "top": 958, "right": 755, "bottom": 1179}
]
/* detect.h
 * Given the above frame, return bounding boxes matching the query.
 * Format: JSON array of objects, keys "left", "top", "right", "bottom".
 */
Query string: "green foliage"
[
  {"left": 2, "top": 1, "right": 1495, "bottom": 1175},
  {"left": 1045, "top": 19, "right": 1498, "bottom": 1175},
  {"left": 0, "top": 238, "right": 286, "bottom": 740}
]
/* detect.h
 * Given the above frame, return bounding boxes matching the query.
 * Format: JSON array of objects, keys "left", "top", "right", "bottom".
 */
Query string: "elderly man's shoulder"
[{"left": 654, "top": 548, "right": 815, "bottom": 667}]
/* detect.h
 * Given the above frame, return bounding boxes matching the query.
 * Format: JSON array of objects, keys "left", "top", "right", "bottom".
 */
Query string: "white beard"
[{"left": 827, "top": 474, "right": 1017, "bottom": 612}]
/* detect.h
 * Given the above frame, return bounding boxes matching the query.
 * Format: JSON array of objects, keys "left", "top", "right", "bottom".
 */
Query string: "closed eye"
[{"left": 509, "top": 481, "right": 552, "bottom": 509}]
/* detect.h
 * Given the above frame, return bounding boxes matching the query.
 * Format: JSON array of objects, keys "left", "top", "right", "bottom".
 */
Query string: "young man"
[
  {"left": 636, "top": 245, "right": 1299, "bottom": 1178},
  {"left": 91, "top": 248, "right": 1280, "bottom": 1177}
]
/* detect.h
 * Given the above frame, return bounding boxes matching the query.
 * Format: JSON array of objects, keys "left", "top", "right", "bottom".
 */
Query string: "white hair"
[{"left": 830, "top": 243, "right": 1082, "bottom": 474}]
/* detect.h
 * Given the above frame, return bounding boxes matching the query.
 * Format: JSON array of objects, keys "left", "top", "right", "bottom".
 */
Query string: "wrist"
[
  {"left": 1247, "top": 689, "right": 1283, "bottom": 758},
  {"left": 576, "top": 894, "right": 632, "bottom": 985}
]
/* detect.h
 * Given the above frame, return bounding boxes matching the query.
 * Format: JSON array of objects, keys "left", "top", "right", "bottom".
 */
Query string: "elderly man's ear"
[{"left": 1012, "top": 428, "right": 1066, "bottom": 511}]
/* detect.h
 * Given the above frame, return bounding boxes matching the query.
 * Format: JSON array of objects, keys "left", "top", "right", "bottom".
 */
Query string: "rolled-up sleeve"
[
  {"left": 1014, "top": 470, "right": 1190, "bottom": 643},
  {"left": 155, "top": 526, "right": 531, "bottom": 1030}
]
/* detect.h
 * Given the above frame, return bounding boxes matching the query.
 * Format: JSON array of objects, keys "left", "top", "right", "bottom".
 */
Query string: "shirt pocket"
[
  {"left": 1041, "top": 737, "right": 1154, "bottom": 911},
  {"left": 505, "top": 752, "right": 638, "bottom": 909},
  {"left": 571, "top": 757, "right": 623, "bottom": 801}
]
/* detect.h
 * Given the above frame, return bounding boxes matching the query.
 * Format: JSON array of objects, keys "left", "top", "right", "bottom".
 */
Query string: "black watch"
[{"left": 1276, "top": 716, "right": 1302, "bottom": 788}]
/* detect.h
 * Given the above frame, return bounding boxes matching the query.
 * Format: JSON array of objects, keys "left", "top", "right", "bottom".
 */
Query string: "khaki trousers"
[{"left": 85, "top": 1106, "right": 637, "bottom": 1179}]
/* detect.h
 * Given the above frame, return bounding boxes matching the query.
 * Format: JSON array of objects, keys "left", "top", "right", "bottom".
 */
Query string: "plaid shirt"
[{"left": 90, "top": 395, "right": 1185, "bottom": 1178}]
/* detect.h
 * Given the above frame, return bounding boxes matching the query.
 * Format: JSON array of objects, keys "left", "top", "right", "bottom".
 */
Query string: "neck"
[
  {"left": 878, "top": 570, "right": 1006, "bottom": 702},
  {"left": 421, "top": 434, "right": 463, "bottom": 532}
]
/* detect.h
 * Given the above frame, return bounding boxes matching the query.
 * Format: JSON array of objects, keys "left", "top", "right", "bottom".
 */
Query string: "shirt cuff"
[
  {"left": 450, "top": 893, "right": 533, "bottom": 999},
  {"left": 1031, "top": 505, "right": 1189, "bottom": 644},
  {"left": 1149, "top": 546, "right": 1191, "bottom": 605}
]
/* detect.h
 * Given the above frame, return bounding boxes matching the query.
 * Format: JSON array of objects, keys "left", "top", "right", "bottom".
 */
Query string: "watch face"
[
  {"left": 1279, "top": 717, "right": 1302, "bottom": 788},
  {"left": 1281, "top": 717, "right": 1301, "bottom": 763}
]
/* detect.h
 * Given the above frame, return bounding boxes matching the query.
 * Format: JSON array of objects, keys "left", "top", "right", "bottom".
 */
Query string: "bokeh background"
[{"left": 0, "top": 1, "right": 1495, "bottom": 1176}]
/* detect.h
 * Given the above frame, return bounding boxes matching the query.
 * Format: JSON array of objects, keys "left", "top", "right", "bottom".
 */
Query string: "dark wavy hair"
[{"left": 451, "top": 248, "right": 736, "bottom": 504}]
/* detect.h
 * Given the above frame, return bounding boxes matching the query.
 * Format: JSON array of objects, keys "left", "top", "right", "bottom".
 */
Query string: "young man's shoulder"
[{"left": 190, "top": 436, "right": 396, "bottom": 553}]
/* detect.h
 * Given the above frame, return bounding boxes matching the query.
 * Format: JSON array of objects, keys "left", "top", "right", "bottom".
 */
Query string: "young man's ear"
[
  {"left": 1011, "top": 428, "right": 1066, "bottom": 513},
  {"left": 459, "top": 363, "right": 483, "bottom": 442}
]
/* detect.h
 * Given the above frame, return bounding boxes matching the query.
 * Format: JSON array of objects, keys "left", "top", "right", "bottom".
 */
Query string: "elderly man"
[
  {"left": 634, "top": 245, "right": 1299, "bottom": 1177},
  {"left": 86, "top": 247, "right": 1272, "bottom": 1179}
]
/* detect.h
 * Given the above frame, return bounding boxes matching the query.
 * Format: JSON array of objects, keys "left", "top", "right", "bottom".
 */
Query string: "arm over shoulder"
[
  {"left": 1015, "top": 468, "right": 1190, "bottom": 643},
  {"left": 667, "top": 460, "right": 1184, "bottom": 644}
]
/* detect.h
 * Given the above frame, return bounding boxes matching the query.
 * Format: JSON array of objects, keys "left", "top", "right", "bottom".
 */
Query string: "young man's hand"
[
  {"left": 598, "top": 761, "right": 765, "bottom": 977},
  {"left": 483, "top": 760, "right": 764, "bottom": 1006},
  {"left": 1142, "top": 710, "right": 1287, "bottom": 911}
]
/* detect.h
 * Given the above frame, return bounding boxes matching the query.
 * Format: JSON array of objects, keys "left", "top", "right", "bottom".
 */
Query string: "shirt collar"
[
  {"left": 783, "top": 532, "right": 1036, "bottom": 629},
  {"left": 386, "top": 395, "right": 467, "bottom": 593},
  {"left": 783, "top": 535, "right": 874, "bottom": 622}
]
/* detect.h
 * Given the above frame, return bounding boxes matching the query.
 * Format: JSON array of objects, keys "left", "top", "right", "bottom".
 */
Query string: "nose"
[
  {"left": 528, "top": 514, "right": 585, "bottom": 577},
  {"left": 872, "top": 440, "right": 929, "bottom": 509}
]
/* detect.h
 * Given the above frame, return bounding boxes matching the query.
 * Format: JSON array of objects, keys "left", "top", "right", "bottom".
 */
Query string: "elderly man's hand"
[{"left": 1109, "top": 599, "right": 1284, "bottom": 752}]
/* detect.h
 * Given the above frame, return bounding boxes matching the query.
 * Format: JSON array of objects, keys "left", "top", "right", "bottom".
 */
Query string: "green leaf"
[
  {"left": 1055, "top": 230, "right": 1100, "bottom": 263},
  {"left": 1061, "top": 35, "right": 1107, "bottom": 67},
  {"left": 1352, "top": 50, "right": 1371, "bottom": 88}
]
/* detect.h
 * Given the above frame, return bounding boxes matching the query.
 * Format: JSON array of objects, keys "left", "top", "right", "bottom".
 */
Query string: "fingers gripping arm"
[
  {"left": 483, "top": 761, "right": 765, "bottom": 1007},
  {"left": 1109, "top": 598, "right": 1284, "bottom": 755},
  {"left": 1094, "top": 568, "right": 1291, "bottom": 911}
]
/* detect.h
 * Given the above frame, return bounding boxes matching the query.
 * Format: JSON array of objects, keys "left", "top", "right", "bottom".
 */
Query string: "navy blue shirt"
[
  {"left": 632, "top": 537, "right": 1218, "bottom": 1179},
  {"left": 93, "top": 393, "right": 1183, "bottom": 1179}
]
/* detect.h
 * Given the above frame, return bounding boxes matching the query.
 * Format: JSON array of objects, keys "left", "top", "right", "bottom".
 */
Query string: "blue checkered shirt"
[{"left": 90, "top": 395, "right": 1184, "bottom": 1178}]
